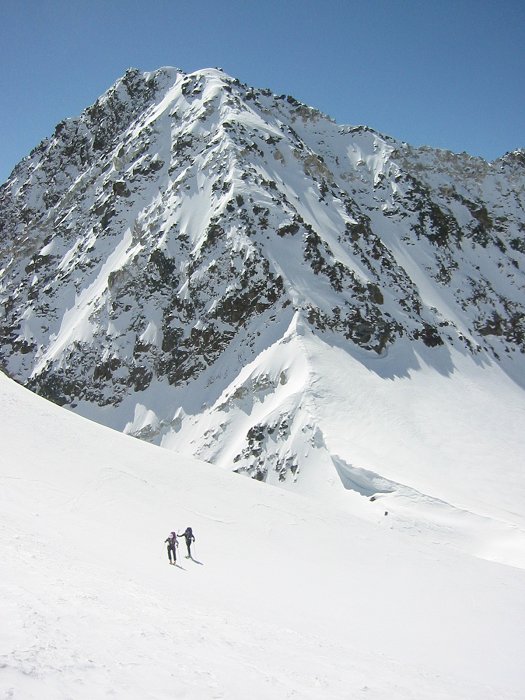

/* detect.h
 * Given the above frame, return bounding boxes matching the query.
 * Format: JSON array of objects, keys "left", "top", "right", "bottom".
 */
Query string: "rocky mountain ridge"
[{"left": 1, "top": 66, "right": 524, "bottom": 487}]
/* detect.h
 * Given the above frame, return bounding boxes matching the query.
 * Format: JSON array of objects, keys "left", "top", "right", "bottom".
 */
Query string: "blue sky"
[{"left": 1, "top": 0, "right": 523, "bottom": 182}]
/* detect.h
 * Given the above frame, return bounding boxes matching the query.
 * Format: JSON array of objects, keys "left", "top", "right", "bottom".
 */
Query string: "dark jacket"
[
  {"left": 182, "top": 527, "right": 195, "bottom": 543},
  {"left": 165, "top": 533, "right": 178, "bottom": 548}
]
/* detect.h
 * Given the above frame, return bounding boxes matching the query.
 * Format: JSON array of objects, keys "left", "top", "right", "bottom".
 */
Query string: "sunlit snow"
[{"left": 1, "top": 371, "right": 524, "bottom": 699}]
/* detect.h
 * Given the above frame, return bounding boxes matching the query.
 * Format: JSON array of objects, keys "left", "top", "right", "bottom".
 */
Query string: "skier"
[
  {"left": 164, "top": 531, "right": 178, "bottom": 565},
  {"left": 179, "top": 526, "right": 195, "bottom": 559}
]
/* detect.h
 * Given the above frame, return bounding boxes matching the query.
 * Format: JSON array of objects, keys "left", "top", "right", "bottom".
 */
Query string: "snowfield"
[{"left": 1, "top": 370, "right": 524, "bottom": 699}]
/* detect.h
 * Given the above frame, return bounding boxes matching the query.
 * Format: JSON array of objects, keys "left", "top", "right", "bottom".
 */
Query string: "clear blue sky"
[{"left": 1, "top": 0, "right": 523, "bottom": 182}]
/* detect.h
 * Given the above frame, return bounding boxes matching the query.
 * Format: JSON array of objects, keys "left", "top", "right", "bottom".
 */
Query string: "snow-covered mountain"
[
  {"left": 1, "top": 66, "right": 524, "bottom": 508},
  {"left": 2, "top": 370, "right": 525, "bottom": 699},
  {"left": 1, "top": 67, "right": 525, "bottom": 697}
]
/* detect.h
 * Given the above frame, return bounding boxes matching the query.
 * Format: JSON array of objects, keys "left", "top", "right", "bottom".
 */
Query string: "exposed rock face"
[{"left": 1, "top": 66, "right": 524, "bottom": 485}]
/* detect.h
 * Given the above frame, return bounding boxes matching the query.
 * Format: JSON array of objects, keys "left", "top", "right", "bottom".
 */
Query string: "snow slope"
[
  {"left": 159, "top": 317, "right": 525, "bottom": 571},
  {"left": 1, "top": 370, "right": 524, "bottom": 699}
]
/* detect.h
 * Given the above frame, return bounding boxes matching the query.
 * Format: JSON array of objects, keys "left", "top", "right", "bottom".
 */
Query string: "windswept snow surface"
[
  {"left": 1, "top": 371, "right": 525, "bottom": 699},
  {"left": 159, "top": 320, "right": 525, "bottom": 571}
]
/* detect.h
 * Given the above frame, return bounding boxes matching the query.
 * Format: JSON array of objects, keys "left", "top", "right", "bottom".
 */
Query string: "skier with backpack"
[
  {"left": 179, "top": 527, "right": 195, "bottom": 559},
  {"left": 164, "top": 531, "right": 178, "bottom": 565}
]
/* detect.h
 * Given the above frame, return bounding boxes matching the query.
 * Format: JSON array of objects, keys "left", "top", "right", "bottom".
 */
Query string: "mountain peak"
[{"left": 1, "top": 66, "right": 524, "bottom": 496}]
